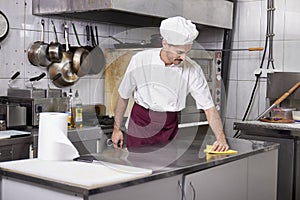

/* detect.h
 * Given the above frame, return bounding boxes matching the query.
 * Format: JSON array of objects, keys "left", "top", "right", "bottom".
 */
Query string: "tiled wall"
[
  {"left": 224, "top": 0, "right": 300, "bottom": 137},
  {"left": 5, "top": 0, "right": 298, "bottom": 138},
  {"left": 0, "top": 0, "right": 222, "bottom": 105},
  {"left": 0, "top": 0, "right": 164, "bottom": 105}
]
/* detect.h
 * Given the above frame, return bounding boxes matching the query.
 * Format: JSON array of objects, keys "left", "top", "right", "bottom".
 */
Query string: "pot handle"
[
  {"left": 36, "top": 72, "right": 46, "bottom": 81},
  {"left": 8, "top": 71, "right": 20, "bottom": 88},
  {"left": 48, "top": 73, "right": 62, "bottom": 89},
  {"left": 64, "top": 23, "right": 70, "bottom": 52},
  {"left": 29, "top": 76, "right": 39, "bottom": 82},
  {"left": 51, "top": 20, "right": 59, "bottom": 43},
  {"left": 10, "top": 71, "right": 20, "bottom": 80},
  {"left": 51, "top": 73, "right": 62, "bottom": 82},
  {"left": 29, "top": 72, "right": 46, "bottom": 82},
  {"left": 40, "top": 19, "right": 45, "bottom": 42}
]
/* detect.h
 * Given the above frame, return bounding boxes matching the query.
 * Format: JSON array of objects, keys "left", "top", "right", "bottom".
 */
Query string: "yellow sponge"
[{"left": 204, "top": 145, "right": 238, "bottom": 154}]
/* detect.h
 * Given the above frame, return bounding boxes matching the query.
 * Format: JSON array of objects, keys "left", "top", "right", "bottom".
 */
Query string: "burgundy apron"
[{"left": 126, "top": 102, "right": 179, "bottom": 147}]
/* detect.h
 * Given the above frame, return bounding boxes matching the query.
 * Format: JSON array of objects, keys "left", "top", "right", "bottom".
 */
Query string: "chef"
[{"left": 112, "top": 16, "right": 229, "bottom": 152}]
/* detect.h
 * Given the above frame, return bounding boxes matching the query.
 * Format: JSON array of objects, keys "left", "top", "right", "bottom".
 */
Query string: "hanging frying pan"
[{"left": 0, "top": 11, "right": 9, "bottom": 42}]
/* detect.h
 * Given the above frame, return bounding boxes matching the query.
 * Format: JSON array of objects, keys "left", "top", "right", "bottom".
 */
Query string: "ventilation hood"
[{"left": 32, "top": 0, "right": 233, "bottom": 29}]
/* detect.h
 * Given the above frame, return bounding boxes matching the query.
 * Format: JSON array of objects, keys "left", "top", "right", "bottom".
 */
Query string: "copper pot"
[
  {"left": 47, "top": 20, "right": 63, "bottom": 63},
  {"left": 27, "top": 19, "right": 51, "bottom": 67},
  {"left": 48, "top": 24, "right": 79, "bottom": 88},
  {"left": 71, "top": 23, "right": 90, "bottom": 76}
]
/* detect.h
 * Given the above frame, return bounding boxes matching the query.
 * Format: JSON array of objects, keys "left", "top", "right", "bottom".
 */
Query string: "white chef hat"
[{"left": 160, "top": 16, "right": 199, "bottom": 45}]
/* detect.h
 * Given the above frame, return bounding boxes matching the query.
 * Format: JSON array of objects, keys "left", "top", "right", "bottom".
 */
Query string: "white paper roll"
[{"left": 38, "top": 112, "right": 79, "bottom": 161}]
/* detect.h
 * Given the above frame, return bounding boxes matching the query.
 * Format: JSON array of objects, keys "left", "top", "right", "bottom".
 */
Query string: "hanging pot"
[
  {"left": 0, "top": 11, "right": 9, "bottom": 42},
  {"left": 47, "top": 20, "right": 63, "bottom": 63},
  {"left": 72, "top": 23, "right": 89, "bottom": 75},
  {"left": 48, "top": 23, "right": 79, "bottom": 88},
  {"left": 27, "top": 19, "right": 51, "bottom": 67}
]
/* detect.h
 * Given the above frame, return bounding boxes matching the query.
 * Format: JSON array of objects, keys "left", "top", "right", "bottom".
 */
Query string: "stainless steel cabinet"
[
  {"left": 184, "top": 159, "right": 247, "bottom": 200},
  {"left": 0, "top": 136, "right": 32, "bottom": 162},
  {"left": 183, "top": 150, "right": 278, "bottom": 200},
  {"left": 90, "top": 175, "right": 183, "bottom": 200}
]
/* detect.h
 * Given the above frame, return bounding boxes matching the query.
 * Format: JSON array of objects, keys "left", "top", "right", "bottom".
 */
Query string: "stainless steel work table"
[
  {"left": 234, "top": 120, "right": 300, "bottom": 200},
  {"left": 0, "top": 126, "right": 279, "bottom": 200}
]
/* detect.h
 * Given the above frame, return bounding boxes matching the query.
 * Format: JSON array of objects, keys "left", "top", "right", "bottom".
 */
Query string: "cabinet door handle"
[
  {"left": 190, "top": 182, "right": 196, "bottom": 200},
  {"left": 178, "top": 180, "right": 187, "bottom": 200}
]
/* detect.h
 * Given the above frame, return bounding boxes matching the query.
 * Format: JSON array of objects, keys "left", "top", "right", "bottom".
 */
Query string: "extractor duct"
[{"left": 32, "top": 0, "right": 233, "bottom": 29}]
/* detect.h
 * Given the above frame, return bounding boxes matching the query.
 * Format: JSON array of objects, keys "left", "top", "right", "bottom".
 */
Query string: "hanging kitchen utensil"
[
  {"left": 90, "top": 26, "right": 105, "bottom": 74},
  {"left": 76, "top": 26, "right": 105, "bottom": 76},
  {"left": 27, "top": 19, "right": 51, "bottom": 67},
  {"left": 255, "top": 81, "right": 300, "bottom": 120},
  {"left": 72, "top": 23, "right": 81, "bottom": 46},
  {"left": 72, "top": 23, "right": 89, "bottom": 75},
  {"left": 85, "top": 25, "right": 93, "bottom": 51},
  {"left": 0, "top": 10, "right": 9, "bottom": 43},
  {"left": 47, "top": 20, "right": 63, "bottom": 63},
  {"left": 90, "top": 25, "right": 96, "bottom": 47},
  {"left": 48, "top": 23, "right": 79, "bottom": 88},
  {"left": 95, "top": 26, "right": 99, "bottom": 45}
]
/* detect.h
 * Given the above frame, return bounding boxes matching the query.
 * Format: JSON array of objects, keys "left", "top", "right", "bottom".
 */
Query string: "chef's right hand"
[{"left": 111, "top": 129, "right": 124, "bottom": 149}]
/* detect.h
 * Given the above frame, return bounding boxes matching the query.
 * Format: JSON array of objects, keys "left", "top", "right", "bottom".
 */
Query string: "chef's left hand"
[{"left": 212, "top": 137, "right": 229, "bottom": 152}]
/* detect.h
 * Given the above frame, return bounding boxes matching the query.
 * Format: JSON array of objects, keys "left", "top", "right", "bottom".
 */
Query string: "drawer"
[{"left": 0, "top": 145, "right": 12, "bottom": 161}]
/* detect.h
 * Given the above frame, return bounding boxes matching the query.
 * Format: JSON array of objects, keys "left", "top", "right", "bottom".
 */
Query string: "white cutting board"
[
  {"left": 0, "top": 159, "right": 152, "bottom": 189},
  {"left": 0, "top": 130, "right": 30, "bottom": 139}
]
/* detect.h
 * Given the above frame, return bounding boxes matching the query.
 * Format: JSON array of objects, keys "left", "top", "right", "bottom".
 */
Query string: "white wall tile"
[
  {"left": 69, "top": 79, "right": 90, "bottom": 104},
  {"left": 258, "top": 79, "right": 267, "bottom": 114},
  {"left": 0, "top": 29, "right": 25, "bottom": 78},
  {"left": 89, "top": 78, "right": 105, "bottom": 104},
  {"left": 237, "top": 57, "right": 260, "bottom": 81},
  {"left": 270, "top": 40, "right": 284, "bottom": 71},
  {"left": 224, "top": 80, "right": 237, "bottom": 118},
  {"left": 285, "top": 11, "right": 300, "bottom": 40},
  {"left": 236, "top": 80, "right": 260, "bottom": 120},
  {"left": 238, "top": 1, "right": 262, "bottom": 41},
  {"left": 283, "top": 40, "right": 300, "bottom": 72},
  {"left": 228, "top": 58, "right": 238, "bottom": 80},
  {"left": 230, "top": 41, "right": 239, "bottom": 59},
  {"left": 236, "top": 41, "right": 261, "bottom": 81},
  {"left": 285, "top": 0, "right": 300, "bottom": 13},
  {"left": 0, "top": 0, "right": 25, "bottom": 29}
]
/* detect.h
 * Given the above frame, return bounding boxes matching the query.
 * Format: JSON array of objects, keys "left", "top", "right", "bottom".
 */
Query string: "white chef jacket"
[{"left": 118, "top": 48, "right": 214, "bottom": 112}]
